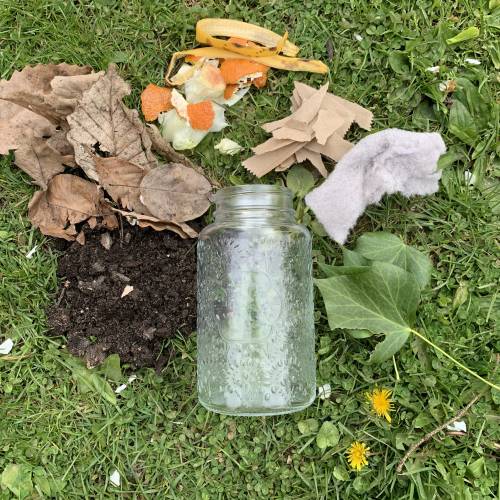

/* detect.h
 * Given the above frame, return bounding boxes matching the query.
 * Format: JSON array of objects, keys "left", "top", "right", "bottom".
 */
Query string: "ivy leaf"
[
  {"left": 354, "top": 232, "right": 432, "bottom": 290},
  {"left": 342, "top": 248, "right": 368, "bottom": 266},
  {"left": 369, "top": 331, "right": 409, "bottom": 363},
  {"left": 286, "top": 165, "right": 315, "bottom": 197},
  {"left": 1, "top": 464, "right": 33, "bottom": 498},
  {"left": 316, "top": 421, "right": 340, "bottom": 449},
  {"left": 315, "top": 262, "right": 420, "bottom": 362},
  {"left": 449, "top": 100, "right": 478, "bottom": 146}
]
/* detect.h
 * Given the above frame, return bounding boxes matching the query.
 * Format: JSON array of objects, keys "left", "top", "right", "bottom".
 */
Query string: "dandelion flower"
[
  {"left": 366, "top": 387, "right": 393, "bottom": 423},
  {"left": 347, "top": 441, "right": 369, "bottom": 471}
]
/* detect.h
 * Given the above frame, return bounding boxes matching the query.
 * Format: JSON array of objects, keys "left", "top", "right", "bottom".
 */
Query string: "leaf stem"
[{"left": 409, "top": 328, "right": 499, "bottom": 391}]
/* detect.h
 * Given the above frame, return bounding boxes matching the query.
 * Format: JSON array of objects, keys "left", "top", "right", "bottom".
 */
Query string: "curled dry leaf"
[
  {"left": 94, "top": 156, "right": 145, "bottom": 211},
  {"left": 113, "top": 208, "right": 198, "bottom": 239},
  {"left": 67, "top": 64, "right": 157, "bottom": 181},
  {"left": 28, "top": 173, "right": 109, "bottom": 241},
  {"left": 139, "top": 163, "right": 212, "bottom": 223}
]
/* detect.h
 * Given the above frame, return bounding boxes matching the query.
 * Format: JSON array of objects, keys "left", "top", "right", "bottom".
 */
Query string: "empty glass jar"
[{"left": 197, "top": 185, "right": 315, "bottom": 416}]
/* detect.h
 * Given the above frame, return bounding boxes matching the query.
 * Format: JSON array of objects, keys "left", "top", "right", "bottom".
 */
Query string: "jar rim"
[{"left": 215, "top": 184, "right": 292, "bottom": 201}]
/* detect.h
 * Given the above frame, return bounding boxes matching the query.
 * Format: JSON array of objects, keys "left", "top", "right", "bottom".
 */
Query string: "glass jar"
[{"left": 197, "top": 184, "right": 315, "bottom": 416}]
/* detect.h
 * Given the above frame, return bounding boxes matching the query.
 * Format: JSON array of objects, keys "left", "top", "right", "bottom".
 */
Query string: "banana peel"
[
  {"left": 166, "top": 19, "right": 328, "bottom": 85},
  {"left": 196, "top": 18, "right": 297, "bottom": 57}
]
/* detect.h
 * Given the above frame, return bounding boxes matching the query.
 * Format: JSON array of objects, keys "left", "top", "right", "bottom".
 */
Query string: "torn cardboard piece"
[{"left": 243, "top": 82, "right": 373, "bottom": 178}]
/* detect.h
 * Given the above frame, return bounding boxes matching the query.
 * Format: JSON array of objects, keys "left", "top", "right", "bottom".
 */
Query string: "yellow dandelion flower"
[
  {"left": 347, "top": 441, "right": 369, "bottom": 471},
  {"left": 366, "top": 387, "right": 393, "bottom": 423}
]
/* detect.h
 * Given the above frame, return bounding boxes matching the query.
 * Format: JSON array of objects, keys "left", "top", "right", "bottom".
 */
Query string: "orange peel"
[
  {"left": 187, "top": 101, "right": 215, "bottom": 130},
  {"left": 140, "top": 84, "right": 173, "bottom": 121}
]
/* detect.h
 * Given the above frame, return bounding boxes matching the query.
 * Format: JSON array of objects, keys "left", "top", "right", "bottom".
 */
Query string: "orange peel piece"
[
  {"left": 219, "top": 59, "right": 268, "bottom": 84},
  {"left": 141, "top": 84, "right": 173, "bottom": 121},
  {"left": 224, "top": 84, "right": 239, "bottom": 99},
  {"left": 187, "top": 101, "right": 215, "bottom": 130}
]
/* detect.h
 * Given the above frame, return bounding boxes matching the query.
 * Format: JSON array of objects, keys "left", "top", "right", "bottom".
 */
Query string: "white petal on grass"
[
  {"left": 214, "top": 138, "right": 244, "bottom": 155},
  {"left": 354, "top": 33, "right": 363, "bottom": 41},
  {"left": 121, "top": 285, "right": 134, "bottom": 298},
  {"left": 0, "top": 338, "right": 14, "bottom": 355},
  {"left": 426, "top": 66, "right": 440, "bottom": 73},
  {"left": 115, "top": 384, "right": 127, "bottom": 394},
  {"left": 464, "top": 58, "right": 480, "bottom": 65},
  {"left": 127, "top": 375, "right": 137, "bottom": 383},
  {"left": 26, "top": 245, "right": 38, "bottom": 259},
  {"left": 317, "top": 383, "right": 332, "bottom": 400},
  {"left": 109, "top": 470, "right": 121, "bottom": 487},
  {"left": 446, "top": 420, "right": 467, "bottom": 433},
  {"left": 438, "top": 82, "right": 447, "bottom": 92}
]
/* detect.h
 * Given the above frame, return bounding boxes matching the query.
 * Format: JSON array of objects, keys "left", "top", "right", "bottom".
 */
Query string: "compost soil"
[{"left": 47, "top": 225, "right": 197, "bottom": 370}]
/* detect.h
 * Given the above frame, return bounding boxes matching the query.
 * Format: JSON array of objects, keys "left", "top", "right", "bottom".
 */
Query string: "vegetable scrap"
[
  {"left": 243, "top": 82, "right": 373, "bottom": 178},
  {"left": 0, "top": 63, "right": 213, "bottom": 242},
  {"left": 141, "top": 18, "right": 328, "bottom": 151},
  {"left": 214, "top": 138, "right": 243, "bottom": 155}
]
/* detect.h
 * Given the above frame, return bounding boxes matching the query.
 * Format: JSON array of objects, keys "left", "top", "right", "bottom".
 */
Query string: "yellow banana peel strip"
[
  {"left": 196, "top": 18, "right": 298, "bottom": 57},
  {"left": 165, "top": 48, "right": 328, "bottom": 85}
]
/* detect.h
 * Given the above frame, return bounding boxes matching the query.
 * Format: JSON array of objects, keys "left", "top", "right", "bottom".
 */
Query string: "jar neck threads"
[{"left": 214, "top": 185, "right": 295, "bottom": 224}]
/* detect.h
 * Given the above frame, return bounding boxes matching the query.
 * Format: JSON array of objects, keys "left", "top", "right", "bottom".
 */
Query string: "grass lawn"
[{"left": 1, "top": 0, "right": 499, "bottom": 498}]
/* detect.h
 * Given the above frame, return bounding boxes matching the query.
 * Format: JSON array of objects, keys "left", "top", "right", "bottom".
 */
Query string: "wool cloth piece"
[{"left": 305, "top": 128, "right": 446, "bottom": 245}]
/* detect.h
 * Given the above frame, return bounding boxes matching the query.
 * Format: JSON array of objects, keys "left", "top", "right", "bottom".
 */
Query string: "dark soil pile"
[{"left": 47, "top": 226, "right": 197, "bottom": 369}]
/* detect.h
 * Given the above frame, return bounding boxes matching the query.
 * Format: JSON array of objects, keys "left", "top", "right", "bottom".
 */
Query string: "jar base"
[{"left": 198, "top": 395, "right": 315, "bottom": 417}]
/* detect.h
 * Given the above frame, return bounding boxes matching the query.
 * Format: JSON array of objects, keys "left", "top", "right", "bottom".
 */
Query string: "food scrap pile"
[
  {"left": 141, "top": 19, "right": 328, "bottom": 150},
  {"left": 243, "top": 82, "right": 373, "bottom": 177},
  {"left": 0, "top": 63, "right": 212, "bottom": 242}
]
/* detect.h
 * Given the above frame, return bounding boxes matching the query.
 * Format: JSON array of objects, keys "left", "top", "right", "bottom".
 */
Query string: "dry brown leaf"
[
  {"left": 0, "top": 63, "right": 98, "bottom": 123},
  {"left": 28, "top": 174, "right": 110, "bottom": 241},
  {"left": 113, "top": 208, "right": 198, "bottom": 239},
  {"left": 67, "top": 64, "right": 157, "bottom": 181},
  {"left": 76, "top": 231, "right": 86, "bottom": 245},
  {"left": 146, "top": 123, "right": 219, "bottom": 186},
  {"left": 140, "top": 163, "right": 211, "bottom": 222},
  {"left": 94, "top": 157, "right": 145, "bottom": 211},
  {"left": 28, "top": 190, "right": 78, "bottom": 241},
  {"left": 0, "top": 99, "right": 56, "bottom": 154},
  {"left": 14, "top": 137, "right": 70, "bottom": 189}
]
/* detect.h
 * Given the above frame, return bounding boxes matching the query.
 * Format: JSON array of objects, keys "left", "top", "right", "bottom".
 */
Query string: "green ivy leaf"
[
  {"left": 342, "top": 248, "right": 369, "bottom": 267},
  {"left": 1, "top": 464, "right": 33, "bottom": 499},
  {"left": 286, "top": 165, "right": 315, "bottom": 197},
  {"left": 99, "top": 354, "right": 122, "bottom": 382},
  {"left": 315, "top": 262, "right": 420, "bottom": 362},
  {"left": 449, "top": 100, "right": 478, "bottom": 146},
  {"left": 369, "top": 331, "right": 410, "bottom": 363},
  {"left": 354, "top": 232, "right": 432, "bottom": 290},
  {"left": 446, "top": 26, "right": 480, "bottom": 45},
  {"left": 316, "top": 421, "right": 340, "bottom": 449}
]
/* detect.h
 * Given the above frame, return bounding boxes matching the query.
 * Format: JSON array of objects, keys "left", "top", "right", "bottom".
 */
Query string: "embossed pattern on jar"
[{"left": 197, "top": 185, "right": 315, "bottom": 416}]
